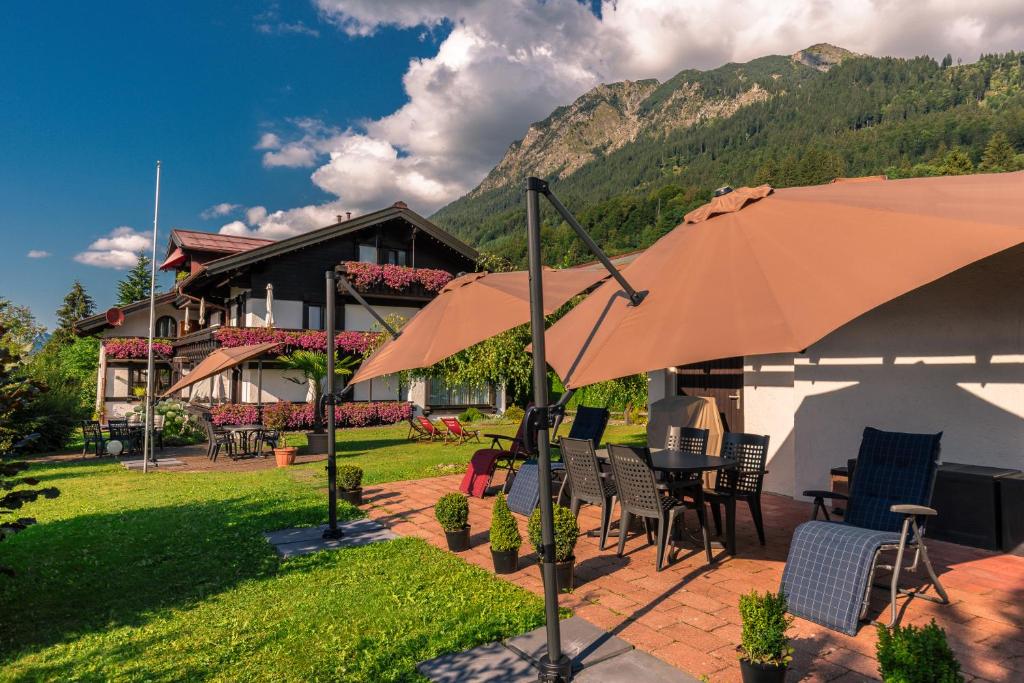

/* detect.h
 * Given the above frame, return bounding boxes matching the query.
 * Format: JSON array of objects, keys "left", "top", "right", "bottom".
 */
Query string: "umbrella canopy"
[
  {"left": 545, "top": 171, "right": 1024, "bottom": 388},
  {"left": 161, "top": 342, "right": 280, "bottom": 397},
  {"left": 351, "top": 267, "right": 607, "bottom": 384}
]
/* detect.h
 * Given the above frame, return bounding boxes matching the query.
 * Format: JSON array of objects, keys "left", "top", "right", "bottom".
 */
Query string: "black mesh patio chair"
[
  {"left": 703, "top": 432, "right": 770, "bottom": 545},
  {"left": 81, "top": 420, "right": 106, "bottom": 456},
  {"left": 201, "top": 413, "right": 235, "bottom": 462},
  {"left": 553, "top": 406, "right": 611, "bottom": 501},
  {"left": 608, "top": 444, "right": 712, "bottom": 571},
  {"left": 781, "top": 427, "right": 950, "bottom": 635},
  {"left": 561, "top": 437, "right": 617, "bottom": 550},
  {"left": 653, "top": 425, "right": 709, "bottom": 496},
  {"left": 257, "top": 429, "right": 279, "bottom": 457}
]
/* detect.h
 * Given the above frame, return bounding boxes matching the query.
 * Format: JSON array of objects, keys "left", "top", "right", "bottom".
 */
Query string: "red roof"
[{"left": 171, "top": 229, "right": 275, "bottom": 254}]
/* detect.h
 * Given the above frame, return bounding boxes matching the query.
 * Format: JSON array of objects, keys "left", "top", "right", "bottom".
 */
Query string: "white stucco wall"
[
  {"left": 352, "top": 374, "right": 403, "bottom": 401},
  {"left": 240, "top": 366, "right": 312, "bottom": 403},
  {"left": 99, "top": 302, "right": 181, "bottom": 339},
  {"left": 744, "top": 247, "right": 1024, "bottom": 499},
  {"left": 247, "top": 298, "right": 304, "bottom": 329},
  {"left": 344, "top": 304, "right": 420, "bottom": 332}
]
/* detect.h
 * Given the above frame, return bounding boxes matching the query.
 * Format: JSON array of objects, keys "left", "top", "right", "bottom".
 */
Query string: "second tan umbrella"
[{"left": 351, "top": 267, "right": 607, "bottom": 385}]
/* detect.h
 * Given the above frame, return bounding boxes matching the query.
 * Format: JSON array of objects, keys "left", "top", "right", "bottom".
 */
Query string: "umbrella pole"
[
  {"left": 526, "top": 178, "right": 572, "bottom": 682},
  {"left": 323, "top": 270, "right": 343, "bottom": 540}
]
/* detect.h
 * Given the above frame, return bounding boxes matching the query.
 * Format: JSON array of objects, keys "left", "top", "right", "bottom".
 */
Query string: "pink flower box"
[
  {"left": 340, "top": 261, "right": 453, "bottom": 293},
  {"left": 214, "top": 328, "right": 380, "bottom": 355},
  {"left": 103, "top": 338, "right": 174, "bottom": 359},
  {"left": 210, "top": 401, "right": 412, "bottom": 429}
]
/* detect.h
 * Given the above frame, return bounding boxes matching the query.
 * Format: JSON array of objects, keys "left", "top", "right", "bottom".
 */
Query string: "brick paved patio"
[{"left": 364, "top": 474, "right": 1024, "bottom": 682}]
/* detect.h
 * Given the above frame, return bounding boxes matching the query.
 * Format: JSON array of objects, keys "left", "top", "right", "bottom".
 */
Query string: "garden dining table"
[
  {"left": 223, "top": 425, "right": 265, "bottom": 458},
  {"left": 595, "top": 448, "right": 739, "bottom": 555}
]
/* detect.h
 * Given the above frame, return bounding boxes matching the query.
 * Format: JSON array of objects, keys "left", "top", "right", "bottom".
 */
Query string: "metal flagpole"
[
  {"left": 525, "top": 177, "right": 571, "bottom": 682},
  {"left": 142, "top": 161, "right": 161, "bottom": 474},
  {"left": 323, "top": 270, "right": 343, "bottom": 539}
]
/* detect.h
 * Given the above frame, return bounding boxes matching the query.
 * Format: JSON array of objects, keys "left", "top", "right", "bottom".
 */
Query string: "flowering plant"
[
  {"left": 214, "top": 328, "right": 380, "bottom": 355},
  {"left": 340, "top": 261, "right": 453, "bottom": 293},
  {"left": 103, "top": 338, "right": 174, "bottom": 359},
  {"left": 210, "top": 401, "right": 413, "bottom": 429}
]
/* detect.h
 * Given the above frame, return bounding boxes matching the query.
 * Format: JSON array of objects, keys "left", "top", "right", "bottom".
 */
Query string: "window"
[
  {"left": 128, "top": 366, "right": 172, "bottom": 397},
  {"left": 155, "top": 315, "right": 176, "bottom": 338},
  {"left": 305, "top": 303, "right": 324, "bottom": 330},
  {"left": 428, "top": 379, "right": 493, "bottom": 407},
  {"left": 382, "top": 248, "right": 407, "bottom": 266},
  {"left": 358, "top": 244, "right": 377, "bottom": 263}
]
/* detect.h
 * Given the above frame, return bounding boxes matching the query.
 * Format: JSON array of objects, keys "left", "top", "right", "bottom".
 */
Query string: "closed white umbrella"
[
  {"left": 265, "top": 283, "right": 274, "bottom": 328},
  {"left": 198, "top": 297, "right": 206, "bottom": 326}
]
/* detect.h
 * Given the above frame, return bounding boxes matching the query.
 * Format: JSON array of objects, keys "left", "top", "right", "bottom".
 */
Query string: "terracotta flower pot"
[
  {"left": 445, "top": 526, "right": 471, "bottom": 552},
  {"left": 339, "top": 487, "right": 363, "bottom": 506},
  {"left": 274, "top": 447, "right": 298, "bottom": 467},
  {"left": 491, "top": 548, "right": 518, "bottom": 574},
  {"left": 740, "top": 659, "right": 787, "bottom": 683}
]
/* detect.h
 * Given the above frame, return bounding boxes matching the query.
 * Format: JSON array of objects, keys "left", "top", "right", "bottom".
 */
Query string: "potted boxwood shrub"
[
  {"left": 528, "top": 504, "right": 579, "bottom": 592},
  {"left": 489, "top": 492, "right": 521, "bottom": 574},
  {"left": 337, "top": 464, "right": 363, "bottom": 505},
  {"left": 876, "top": 619, "right": 962, "bottom": 683},
  {"left": 737, "top": 590, "right": 793, "bottom": 683},
  {"left": 264, "top": 405, "right": 297, "bottom": 467},
  {"left": 435, "top": 492, "right": 470, "bottom": 551}
]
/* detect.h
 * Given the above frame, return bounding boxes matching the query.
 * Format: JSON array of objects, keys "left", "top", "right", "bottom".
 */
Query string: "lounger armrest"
[
  {"left": 484, "top": 433, "right": 512, "bottom": 441},
  {"left": 891, "top": 504, "right": 937, "bottom": 516},
  {"left": 802, "top": 490, "right": 848, "bottom": 501}
]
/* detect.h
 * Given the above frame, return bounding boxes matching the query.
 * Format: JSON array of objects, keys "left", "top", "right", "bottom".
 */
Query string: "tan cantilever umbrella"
[
  {"left": 351, "top": 267, "right": 607, "bottom": 384},
  {"left": 162, "top": 342, "right": 280, "bottom": 397},
  {"left": 545, "top": 171, "right": 1024, "bottom": 388}
]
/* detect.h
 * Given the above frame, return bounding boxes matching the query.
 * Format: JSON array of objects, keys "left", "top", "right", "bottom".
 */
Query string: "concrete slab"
[
  {"left": 122, "top": 458, "right": 186, "bottom": 470},
  {"left": 505, "top": 615, "right": 633, "bottom": 672},
  {"left": 576, "top": 648, "right": 702, "bottom": 682},
  {"left": 264, "top": 520, "right": 397, "bottom": 558},
  {"left": 417, "top": 642, "right": 537, "bottom": 683}
]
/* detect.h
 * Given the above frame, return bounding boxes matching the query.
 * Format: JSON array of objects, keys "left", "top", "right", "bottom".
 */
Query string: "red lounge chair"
[
  {"left": 459, "top": 450, "right": 500, "bottom": 498},
  {"left": 407, "top": 417, "right": 431, "bottom": 441},
  {"left": 416, "top": 416, "right": 444, "bottom": 441},
  {"left": 440, "top": 417, "right": 481, "bottom": 445}
]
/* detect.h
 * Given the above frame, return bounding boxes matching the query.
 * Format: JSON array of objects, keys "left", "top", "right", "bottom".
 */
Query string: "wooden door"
[{"left": 675, "top": 356, "right": 744, "bottom": 432}]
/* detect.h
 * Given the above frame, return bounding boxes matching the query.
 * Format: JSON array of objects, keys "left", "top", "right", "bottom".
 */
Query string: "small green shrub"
[
  {"left": 738, "top": 590, "right": 793, "bottom": 667},
  {"left": 503, "top": 405, "right": 525, "bottom": 424},
  {"left": 527, "top": 505, "right": 579, "bottom": 562},
  {"left": 876, "top": 620, "right": 962, "bottom": 683},
  {"left": 435, "top": 493, "right": 469, "bottom": 531},
  {"left": 337, "top": 465, "right": 363, "bottom": 490},
  {"left": 459, "top": 407, "right": 484, "bottom": 423},
  {"left": 489, "top": 493, "right": 521, "bottom": 552}
]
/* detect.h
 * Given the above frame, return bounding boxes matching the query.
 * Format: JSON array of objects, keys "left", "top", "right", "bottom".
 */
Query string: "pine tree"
[
  {"left": 979, "top": 131, "right": 1018, "bottom": 172},
  {"left": 939, "top": 149, "right": 974, "bottom": 176},
  {"left": 53, "top": 281, "right": 95, "bottom": 343},
  {"left": 940, "top": 54, "right": 953, "bottom": 69},
  {"left": 117, "top": 255, "right": 155, "bottom": 306}
]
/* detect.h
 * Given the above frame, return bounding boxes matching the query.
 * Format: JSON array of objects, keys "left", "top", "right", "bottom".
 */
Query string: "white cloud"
[
  {"left": 74, "top": 226, "right": 152, "bottom": 269},
  {"left": 26, "top": 250, "right": 51, "bottom": 259},
  {"left": 242, "top": 0, "right": 1024, "bottom": 237},
  {"left": 219, "top": 201, "right": 351, "bottom": 240},
  {"left": 201, "top": 202, "right": 241, "bottom": 219},
  {"left": 255, "top": 3, "right": 321, "bottom": 37}
]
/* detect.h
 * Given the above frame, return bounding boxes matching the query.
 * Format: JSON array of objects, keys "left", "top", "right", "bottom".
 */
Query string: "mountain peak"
[{"left": 790, "top": 43, "right": 857, "bottom": 71}]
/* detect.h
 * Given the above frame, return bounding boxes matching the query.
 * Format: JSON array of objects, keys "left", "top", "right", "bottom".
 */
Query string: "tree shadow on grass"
[{"left": 0, "top": 494, "right": 337, "bottom": 660}]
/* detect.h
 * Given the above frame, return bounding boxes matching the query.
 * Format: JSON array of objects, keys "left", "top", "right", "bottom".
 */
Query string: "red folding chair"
[
  {"left": 417, "top": 416, "right": 444, "bottom": 441},
  {"left": 440, "top": 417, "right": 481, "bottom": 445}
]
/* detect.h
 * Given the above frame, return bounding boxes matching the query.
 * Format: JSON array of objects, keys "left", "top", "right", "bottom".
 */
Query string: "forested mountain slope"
[{"left": 432, "top": 48, "right": 1024, "bottom": 266}]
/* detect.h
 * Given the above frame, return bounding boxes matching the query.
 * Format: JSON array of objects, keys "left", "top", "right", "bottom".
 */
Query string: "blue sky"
[
  {"left": 2, "top": 1, "right": 1016, "bottom": 329},
  {"left": 0, "top": 1, "right": 446, "bottom": 326}
]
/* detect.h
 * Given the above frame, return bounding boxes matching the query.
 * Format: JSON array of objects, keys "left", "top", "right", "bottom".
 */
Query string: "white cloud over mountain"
[
  {"left": 74, "top": 226, "right": 151, "bottom": 269},
  {"left": 26, "top": 250, "right": 51, "bottom": 259},
  {"left": 226, "top": 0, "right": 1024, "bottom": 238}
]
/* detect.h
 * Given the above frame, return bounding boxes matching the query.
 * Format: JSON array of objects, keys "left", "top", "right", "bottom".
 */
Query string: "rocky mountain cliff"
[{"left": 471, "top": 44, "right": 855, "bottom": 196}]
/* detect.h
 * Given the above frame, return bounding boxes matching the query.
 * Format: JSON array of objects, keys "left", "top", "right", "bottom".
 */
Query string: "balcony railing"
[
  {"left": 171, "top": 325, "right": 382, "bottom": 362},
  {"left": 338, "top": 262, "right": 453, "bottom": 300}
]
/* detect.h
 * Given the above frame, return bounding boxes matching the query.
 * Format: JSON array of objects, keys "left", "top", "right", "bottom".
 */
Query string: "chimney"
[
  {"left": 336, "top": 214, "right": 343, "bottom": 224},
  {"left": 393, "top": 201, "right": 408, "bottom": 209},
  {"left": 346, "top": 211, "right": 352, "bottom": 220}
]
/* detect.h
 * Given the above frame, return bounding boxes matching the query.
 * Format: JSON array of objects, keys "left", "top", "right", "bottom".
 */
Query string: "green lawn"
[{"left": 1, "top": 419, "right": 645, "bottom": 681}]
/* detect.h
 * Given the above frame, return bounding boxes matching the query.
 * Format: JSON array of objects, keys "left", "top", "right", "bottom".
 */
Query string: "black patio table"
[
  {"left": 223, "top": 425, "right": 265, "bottom": 458},
  {"left": 596, "top": 448, "right": 739, "bottom": 556}
]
